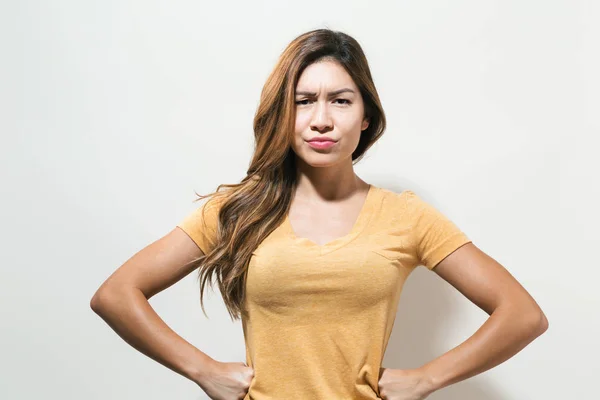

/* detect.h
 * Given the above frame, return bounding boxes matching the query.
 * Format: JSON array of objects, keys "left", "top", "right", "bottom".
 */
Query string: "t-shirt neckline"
[{"left": 282, "top": 184, "right": 380, "bottom": 255}]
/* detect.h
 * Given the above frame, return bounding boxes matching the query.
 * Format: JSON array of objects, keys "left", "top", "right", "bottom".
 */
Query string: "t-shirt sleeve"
[
  {"left": 405, "top": 190, "right": 472, "bottom": 270},
  {"left": 176, "top": 195, "right": 223, "bottom": 255}
]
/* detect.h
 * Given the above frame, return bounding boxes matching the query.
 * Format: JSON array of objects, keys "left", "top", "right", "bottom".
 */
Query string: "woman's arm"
[
  {"left": 90, "top": 227, "right": 216, "bottom": 384},
  {"left": 418, "top": 242, "right": 549, "bottom": 393}
]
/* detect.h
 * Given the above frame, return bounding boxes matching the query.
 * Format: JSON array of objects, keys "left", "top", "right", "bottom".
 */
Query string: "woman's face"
[{"left": 291, "top": 59, "right": 369, "bottom": 168}]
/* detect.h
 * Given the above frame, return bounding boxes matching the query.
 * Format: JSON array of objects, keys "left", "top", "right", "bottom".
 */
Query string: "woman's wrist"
[
  {"left": 414, "top": 366, "right": 439, "bottom": 396},
  {"left": 184, "top": 350, "right": 218, "bottom": 385}
]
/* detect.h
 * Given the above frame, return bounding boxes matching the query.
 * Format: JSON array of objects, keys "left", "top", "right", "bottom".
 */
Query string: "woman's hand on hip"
[
  {"left": 378, "top": 367, "right": 435, "bottom": 400},
  {"left": 195, "top": 359, "right": 254, "bottom": 400}
]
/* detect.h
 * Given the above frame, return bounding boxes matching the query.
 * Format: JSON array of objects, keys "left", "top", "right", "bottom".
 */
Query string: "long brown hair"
[{"left": 188, "top": 28, "right": 387, "bottom": 321}]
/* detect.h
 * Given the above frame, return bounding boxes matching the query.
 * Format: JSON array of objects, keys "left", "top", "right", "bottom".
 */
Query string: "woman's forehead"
[{"left": 296, "top": 61, "right": 356, "bottom": 92}]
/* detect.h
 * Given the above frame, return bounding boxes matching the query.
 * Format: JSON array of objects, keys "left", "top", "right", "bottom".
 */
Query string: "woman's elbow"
[
  {"left": 536, "top": 310, "right": 549, "bottom": 335},
  {"left": 90, "top": 284, "right": 125, "bottom": 315},
  {"left": 90, "top": 287, "right": 110, "bottom": 314},
  {"left": 523, "top": 306, "right": 549, "bottom": 338}
]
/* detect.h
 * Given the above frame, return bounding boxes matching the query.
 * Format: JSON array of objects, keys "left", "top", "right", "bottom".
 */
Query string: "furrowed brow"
[{"left": 295, "top": 88, "right": 355, "bottom": 97}]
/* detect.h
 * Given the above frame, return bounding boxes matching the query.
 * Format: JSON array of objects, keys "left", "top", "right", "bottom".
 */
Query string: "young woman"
[{"left": 91, "top": 28, "right": 548, "bottom": 400}]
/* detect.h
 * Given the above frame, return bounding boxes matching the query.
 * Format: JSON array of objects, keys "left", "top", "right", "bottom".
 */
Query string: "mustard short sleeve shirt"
[{"left": 177, "top": 186, "right": 471, "bottom": 400}]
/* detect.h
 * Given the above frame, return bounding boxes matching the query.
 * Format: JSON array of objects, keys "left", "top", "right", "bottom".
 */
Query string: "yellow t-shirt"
[{"left": 177, "top": 185, "right": 471, "bottom": 399}]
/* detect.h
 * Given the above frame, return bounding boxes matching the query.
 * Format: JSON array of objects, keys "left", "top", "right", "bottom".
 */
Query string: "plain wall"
[{"left": 1, "top": 0, "right": 598, "bottom": 398}]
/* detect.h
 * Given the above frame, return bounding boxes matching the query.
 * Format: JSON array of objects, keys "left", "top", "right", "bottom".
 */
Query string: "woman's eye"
[
  {"left": 335, "top": 99, "right": 351, "bottom": 105},
  {"left": 295, "top": 99, "right": 351, "bottom": 105}
]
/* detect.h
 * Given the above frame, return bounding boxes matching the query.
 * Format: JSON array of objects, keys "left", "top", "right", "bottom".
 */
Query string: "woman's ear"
[{"left": 361, "top": 117, "right": 370, "bottom": 131}]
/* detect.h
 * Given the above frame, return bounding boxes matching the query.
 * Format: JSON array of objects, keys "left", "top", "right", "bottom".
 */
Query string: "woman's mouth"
[{"left": 306, "top": 139, "right": 337, "bottom": 150}]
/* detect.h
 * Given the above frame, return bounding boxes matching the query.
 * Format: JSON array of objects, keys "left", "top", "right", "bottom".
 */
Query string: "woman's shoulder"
[
  {"left": 374, "top": 186, "right": 444, "bottom": 225},
  {"left": 374, "top": 185, "right": 416, "bottom": 206}
]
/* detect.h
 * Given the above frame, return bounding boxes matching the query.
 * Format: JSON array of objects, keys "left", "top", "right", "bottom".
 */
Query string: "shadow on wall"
[
  {"left": 379, "top": 182, "right": 507, "bottom": 400},
  {"left": 384, "top": 266, "right": 507, "bottom": 400}
]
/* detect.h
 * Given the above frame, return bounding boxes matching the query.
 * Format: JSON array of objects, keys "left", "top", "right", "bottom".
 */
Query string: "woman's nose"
[{"left": 310, "top": 102, "right": 333, "bottom": 131}]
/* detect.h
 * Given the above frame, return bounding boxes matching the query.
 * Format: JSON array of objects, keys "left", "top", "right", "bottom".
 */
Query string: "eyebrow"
[{"left": 295, "top": 88, "right": 356, "bottom": 97}]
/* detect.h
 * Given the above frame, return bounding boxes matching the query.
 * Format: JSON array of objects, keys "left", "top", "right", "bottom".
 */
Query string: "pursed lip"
[{"left": 306, "top": 137, "right": 337, "bottom": 142}]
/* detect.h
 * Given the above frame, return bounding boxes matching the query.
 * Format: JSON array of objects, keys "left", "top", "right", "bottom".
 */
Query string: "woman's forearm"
[
  {"left": 419, "top": 305, "right": 548, "bottom": 392},
  {"left": 90, "top": 287, "right": 215, "bottom": 384}
]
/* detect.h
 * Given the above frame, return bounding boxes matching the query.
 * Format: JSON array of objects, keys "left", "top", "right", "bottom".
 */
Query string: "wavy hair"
[{"left": 187, "top": 28, "right": 387, "bottom": 321}]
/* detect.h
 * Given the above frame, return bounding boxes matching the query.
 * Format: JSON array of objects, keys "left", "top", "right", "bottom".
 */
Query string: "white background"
[{"left": 1, "top": 1, "right": 598, "bottom": 399}]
